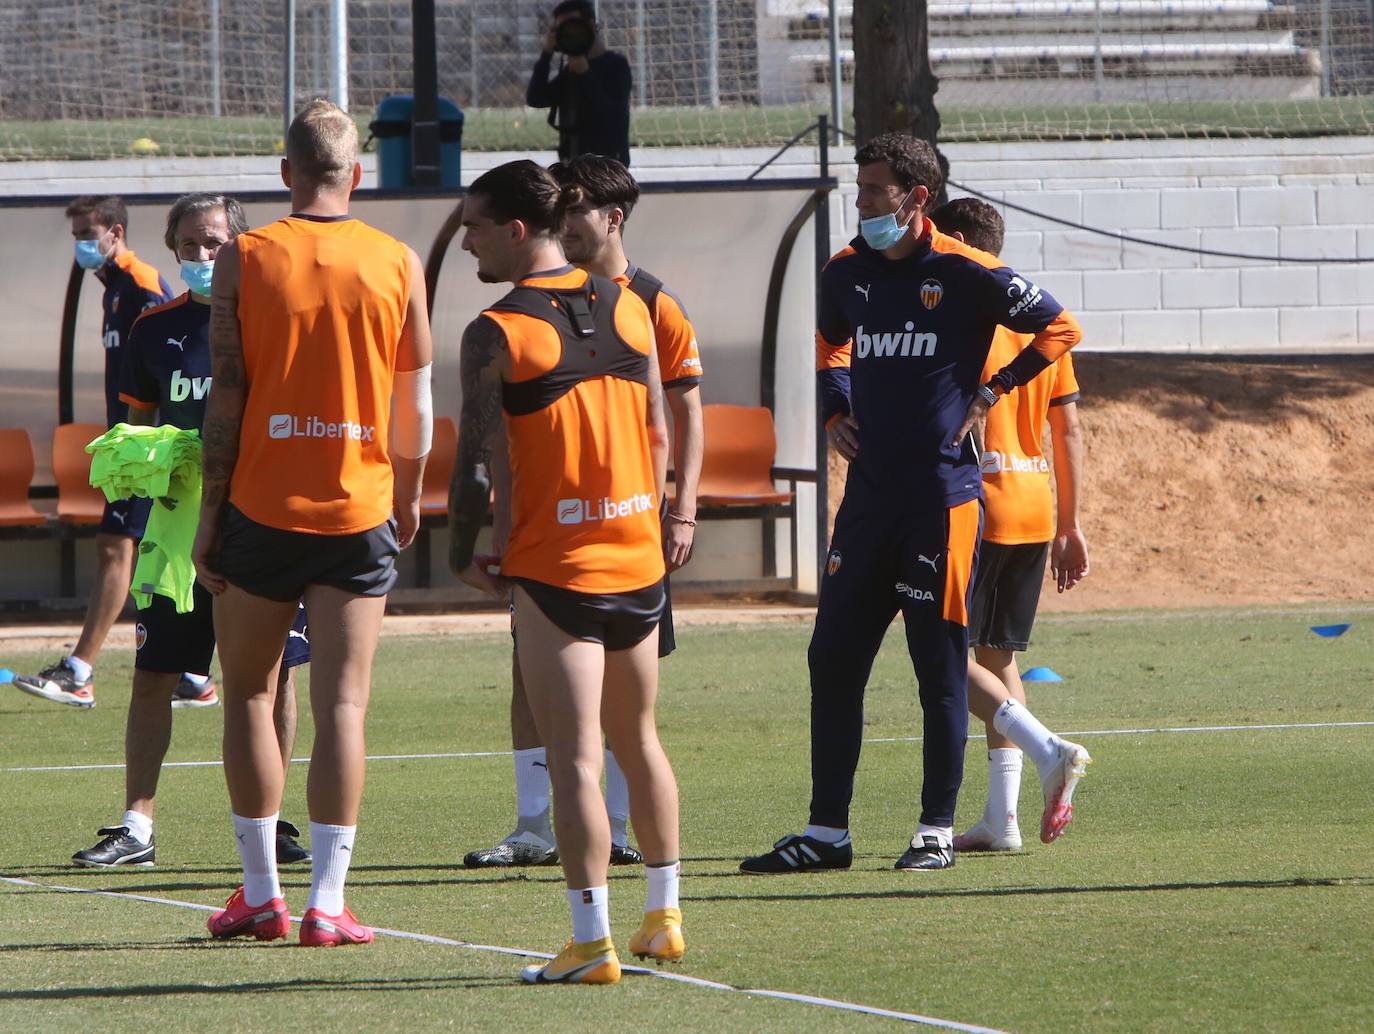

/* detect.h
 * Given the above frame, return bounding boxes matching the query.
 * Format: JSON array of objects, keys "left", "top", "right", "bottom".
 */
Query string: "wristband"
[
  {"left": 666, "top": 510, "right": 696, "bottom": 527},
  {"left": 977, "top": 383, "right": 1001, "bottom": 407}
]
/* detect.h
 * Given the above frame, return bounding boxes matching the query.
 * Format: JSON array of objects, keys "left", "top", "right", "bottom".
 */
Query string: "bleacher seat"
[
  {"left": 0, "top": 428, "right": 46, "bottom": 527},
  {"left": 52, "top": 422, "right": 106, "bottom": 525},
  {"left": 419, "top": 416, "right": 457, "bottom": 518},
  {"left": 696, "top": 405, "right": 794, "bottom": 509}
]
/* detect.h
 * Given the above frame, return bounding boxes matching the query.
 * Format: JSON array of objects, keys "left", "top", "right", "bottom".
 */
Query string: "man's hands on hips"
[{"left": 953, "top": 395, "right": 991, "bottom": 449}]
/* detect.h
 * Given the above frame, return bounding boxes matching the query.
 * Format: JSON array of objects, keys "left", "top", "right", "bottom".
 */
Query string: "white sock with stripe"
[{"left": 514, "top": 748, "right": 551, "bottom": 826}]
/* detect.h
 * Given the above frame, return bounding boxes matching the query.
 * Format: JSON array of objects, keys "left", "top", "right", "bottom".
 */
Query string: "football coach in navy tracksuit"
[{"left": 741, "top": 133, "right": 1083, "bottom": 875}]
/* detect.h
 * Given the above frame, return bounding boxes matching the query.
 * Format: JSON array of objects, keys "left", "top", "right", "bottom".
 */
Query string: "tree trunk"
[{"left": 852, "top": 0, "right": 941, "bottom": 150}]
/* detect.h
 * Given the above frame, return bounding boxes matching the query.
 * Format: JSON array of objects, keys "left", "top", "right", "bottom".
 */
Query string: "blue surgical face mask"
[
  {"left": 180, "top": 258, "right": 215, "bottom": 296},
  {"left": 74, "top": 235, "right": 109, "bottom": 270},
  {"left": 858, "top": 186, "right": 917, "bottom": 251}
]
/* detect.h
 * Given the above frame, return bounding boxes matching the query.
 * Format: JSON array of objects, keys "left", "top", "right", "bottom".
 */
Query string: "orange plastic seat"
[
  {"left": 695, "top": 405, "right": 794, "bottom": 507},
  {"left": 52, "top": 422, "right": 107, "bottom": 525},
  {"left": 419, "top": 416, "right": 458, "bottom": 516},
  {"left": 0, "top": 428, "right": 47, "bottom": 526}
]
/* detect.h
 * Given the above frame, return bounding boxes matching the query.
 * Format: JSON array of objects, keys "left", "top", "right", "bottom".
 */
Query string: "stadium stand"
[{"left": 770, "top": 0, "right": 1322, "bottom": 103}]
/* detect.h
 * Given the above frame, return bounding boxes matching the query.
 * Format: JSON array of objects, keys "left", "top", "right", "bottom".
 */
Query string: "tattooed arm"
[
  {"left": 448, "top": 314, "right": 509, "bottom": 592},
  {"left": 191, "top": 238, "right": 245, "bottom": 595}
]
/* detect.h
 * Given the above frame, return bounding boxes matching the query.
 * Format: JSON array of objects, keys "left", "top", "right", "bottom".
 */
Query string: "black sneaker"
[
  {"left": 463, "top": 830, "right": 559, "bottom": 868},
  {"left": 610, "top": 843, "right": 643, "bottom": 866},
  {"left": 894, "top": 835, "right": 955, "bottom": 871},
  {"left": 73, "top": 827, "right": 155, "bottom": 868},
  {"left": 276, "top": 819, "right": 311, "bottom": 864},
  {"left": 740, "top": 832, "right": 852, "bottom": 874}
]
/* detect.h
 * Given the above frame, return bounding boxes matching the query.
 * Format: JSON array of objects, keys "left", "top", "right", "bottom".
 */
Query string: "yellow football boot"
[
  {"left": 628, "top": 907, "right": 685, "bottom": 964},
  {"left": 520, "top": 937, "right": 621, "bottom": 984}
]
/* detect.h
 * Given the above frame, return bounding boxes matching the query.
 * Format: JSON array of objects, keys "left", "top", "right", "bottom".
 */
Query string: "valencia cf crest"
[
  {"left": 920, "top": 279, "right": 943, "bottom": 310},
  {"left": 826, "top": 550, "right": 843, "bottom": 577},
  {"left": 135, "top": 622, "right": 148, "bottom": 651}
]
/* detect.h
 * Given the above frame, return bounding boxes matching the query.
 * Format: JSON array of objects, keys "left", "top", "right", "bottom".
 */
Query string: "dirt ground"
[{"left": 828, "top": 353, "right": 1374, "bottom": 613}]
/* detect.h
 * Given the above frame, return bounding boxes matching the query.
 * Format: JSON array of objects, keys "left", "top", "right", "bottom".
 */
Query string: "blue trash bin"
[{"left": 371, "top": 95, "right": 463, "bottom": 189}]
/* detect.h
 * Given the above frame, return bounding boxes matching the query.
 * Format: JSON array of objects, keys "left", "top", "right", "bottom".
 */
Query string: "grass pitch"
[{"left": 1, "top": 607, "right": 1371, "bottom": 1032}]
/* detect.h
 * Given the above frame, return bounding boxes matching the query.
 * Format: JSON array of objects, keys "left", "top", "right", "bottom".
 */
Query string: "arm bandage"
[{"left": 392, "top": 364, "right": 433, "bottom": 459}]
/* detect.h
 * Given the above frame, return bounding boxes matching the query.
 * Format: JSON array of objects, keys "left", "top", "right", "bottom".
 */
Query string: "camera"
[{"left": 554, "top": 16, "right": 596, "bottom": 57}]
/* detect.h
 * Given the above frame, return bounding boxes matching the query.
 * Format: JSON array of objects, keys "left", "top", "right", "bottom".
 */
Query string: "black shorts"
[
  {"left": 100, "top": 496, "right": 152, "bottom": 538},
  {"left": 968, "top": 541, "right": 1050, "bottom": 652},
  {"left": 514, "top": 578, "right": 665, "bottom": 652},
  {"left": 510, "top": 575, "right": 675, "bottom": 658},
  {"left": 218, "top": 504, "right": 399, "bottom": 602},
  {"left": 135, "top": 590, "right": 311, "bottom": 675}
]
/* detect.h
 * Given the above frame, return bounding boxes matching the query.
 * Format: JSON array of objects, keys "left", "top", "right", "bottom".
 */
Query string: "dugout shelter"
[{"left": 0, "top": 173, "right": 836, "bottom": 612}]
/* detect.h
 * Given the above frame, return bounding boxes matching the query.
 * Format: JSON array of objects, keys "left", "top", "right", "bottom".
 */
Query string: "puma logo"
[
  {"left": 166, "top": 334, "right": 189, "bottom": 351},
  {"left": 532, "top": 761, "right": 548, "bottom": 770},
  {"left": 855, "top": 283, "right": 871, "bottom": 302},
  {"left": 916, "top": 553, "right": 939, "bottom": 572},
  {"left": 288, "top": 629, "right": 308, "bottom": 641}
]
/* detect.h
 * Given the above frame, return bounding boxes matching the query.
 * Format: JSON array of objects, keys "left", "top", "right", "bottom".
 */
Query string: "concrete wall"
[{"left": 933, "top": 136, "right": 1374, "bottom": 353}]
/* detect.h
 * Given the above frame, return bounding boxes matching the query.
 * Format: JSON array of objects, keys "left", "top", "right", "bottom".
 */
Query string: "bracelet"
[
  {"left": 977, "top": 383, "right": 1001, "bottom": 407},
  {"left": 666, "top": 510, "right": 697, "bottom": 527}
]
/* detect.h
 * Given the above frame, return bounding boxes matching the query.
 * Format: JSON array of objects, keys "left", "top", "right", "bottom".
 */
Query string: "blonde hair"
[{"left": 286, "top": 99, "right": 358, "bottom": 189}]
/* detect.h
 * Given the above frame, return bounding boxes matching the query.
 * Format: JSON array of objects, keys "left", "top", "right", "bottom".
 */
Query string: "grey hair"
[{"left": 163, "top": 193, "right": 248, "bottom": 250}]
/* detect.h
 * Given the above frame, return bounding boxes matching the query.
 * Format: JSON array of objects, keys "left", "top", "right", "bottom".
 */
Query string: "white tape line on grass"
[
  {"left": 0, "top": 876, "right": 1005, "bottom": 1033},
  {"left": 7, "top": 720, "right": 1371, "bottom": 775},
  {"left": 863, "top": 720, "right": 1374, "bottom": 745}
]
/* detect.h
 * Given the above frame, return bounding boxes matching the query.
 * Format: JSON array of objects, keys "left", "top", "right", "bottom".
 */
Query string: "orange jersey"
[
  {"left": 616, "top": 266, "right": 703, "bottom": 388},
  {"left": 978, "top": 327, "right": 1080, "bottom": 544},
  {"left": 489, "top": 267, "right": 665, "bottom": 594},
  {"left": 231, "top": 215, "right": 412, "bottom": 534}
]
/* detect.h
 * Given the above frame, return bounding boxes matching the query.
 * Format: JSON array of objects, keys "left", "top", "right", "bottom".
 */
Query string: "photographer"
[{"left": 526, "top": 0, "right": 631, "bottom": 166}]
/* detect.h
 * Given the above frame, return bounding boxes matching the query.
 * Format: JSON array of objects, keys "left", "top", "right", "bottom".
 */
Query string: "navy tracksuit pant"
[{"left": 808, "top": 493, "right": 982, "bottom": 830}]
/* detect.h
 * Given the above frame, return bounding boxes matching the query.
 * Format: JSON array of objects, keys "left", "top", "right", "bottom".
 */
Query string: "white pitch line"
[
  {"left": 862, "top": 720, "right": 1374, "bottom": 745},
  {"left": 0, "top": 875, "right": 1006, "bottom": 1033},
  {"left": 5, "top": 720, "right": 1370, "bottom": 775}
]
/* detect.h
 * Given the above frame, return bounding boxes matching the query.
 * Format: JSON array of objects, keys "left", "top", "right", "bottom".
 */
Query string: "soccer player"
[
  {"left": 192, "top": 100, "right": 433, "bottom": 946},
  {"left": 461, "top": 155, "right": 704, "bottom": 870},
  {"left": 70, "top": 193, "right": 310, "bottom": 870},
  {"left": 931, "top": 198, "right": 1091, "bottom": 852},
  {"left": 742, "top": 132, "right": 1084, "bottom": 875},
  {"left": 450, "top": 160, "right": 683, "bottom": 984},
  {"left": 13, "top": 197, "right": 171, "bottom": 708}
]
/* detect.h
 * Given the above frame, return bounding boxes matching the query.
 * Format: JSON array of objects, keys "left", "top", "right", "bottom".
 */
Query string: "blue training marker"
[
  {"left": 1310, "top": 623, "right": 1352, "bottom": 639},
  {"left": 1021, "top": 666, "right": 1063, "bottom": 682},
  {"left": 0, "top": 668, "right": 14, "bottom": 684}
]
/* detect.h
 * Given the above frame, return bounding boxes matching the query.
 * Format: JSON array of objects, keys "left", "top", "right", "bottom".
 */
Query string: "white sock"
[
  {"left": 567, "top": 886, "right": 610, "bottom": 944},
  {"left": 984, "top": 748, "right": 1023, "bottom": 831},
  {"left": 804, "top": 824, "right": 848, "bottom": 844},
  {"left": 514, "top": 747, "right": 551, "bottom": 820},
  {"left": 916, "top": 823, "right": 953, "bottom": 848},
  {"left": 66, "top": 656, "right": 92, "bottom": 681},
  {"left": 122, "top": 809, "right": 153, "bottom": 845},
  {"left": 232, "top": 812, "right": 280, "bottom": 907},
  {"left": 605, "top": 748, "right": 631, "bottom": 847},
  {"left": 992, "top": 699, "right": 1061, "bottom": 774},
  {"left": 306, "top": 822, "right": 356, "bottom": 916},
  {"left": 181, "top": 672, "right": 210, "bottom": 687},
  {"left": 645, "top": 861, "right": 680, "bottom": 912}
]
